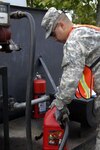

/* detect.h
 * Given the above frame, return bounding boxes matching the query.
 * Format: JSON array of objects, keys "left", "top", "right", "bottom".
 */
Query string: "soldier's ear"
[{"left": 58, "top": 21, "right": 65, "bottom": 29}]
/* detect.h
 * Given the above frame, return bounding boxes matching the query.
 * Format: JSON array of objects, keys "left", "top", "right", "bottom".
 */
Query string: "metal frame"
[
  {"left": 0, "top": 66, "right": 9, "bottom": 150},
  {"left": 39, "top": 56, "right": 57, "bottom": 94}
]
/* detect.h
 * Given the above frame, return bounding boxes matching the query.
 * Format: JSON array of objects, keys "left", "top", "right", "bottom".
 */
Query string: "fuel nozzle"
[
  {"left": 0, "top": 25, "right": 21, "bottom": 53},
  {"left": 9, "top": 39, "right": 21, "bottom": 51},
  {"left": 0, "top": 39, "right": 21, "bottom": 53}
]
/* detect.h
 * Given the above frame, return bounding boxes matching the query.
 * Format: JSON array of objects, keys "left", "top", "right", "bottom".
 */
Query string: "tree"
[
  {"left": 26, "top": 0, "right": 100, "bottom": 26},
  {"left": 96, "top": 0, "right": 100, "bottom": 26}
]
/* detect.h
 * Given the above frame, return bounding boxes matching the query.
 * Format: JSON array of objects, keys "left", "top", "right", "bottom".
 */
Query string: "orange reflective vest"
[
  {"left": 72, "top": 25, "right": 100, "bottom": 99},
  {"left": 75, "top": 65, "right": 94, "bottom": 99}
]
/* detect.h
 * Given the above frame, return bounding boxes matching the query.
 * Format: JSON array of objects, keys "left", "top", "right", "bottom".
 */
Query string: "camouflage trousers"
[
  {"left": 95, "top": 96, "right": 100, "bottom": 150},
  {"left": 95, "top": 124, "right": 100, "bottom": 150}
]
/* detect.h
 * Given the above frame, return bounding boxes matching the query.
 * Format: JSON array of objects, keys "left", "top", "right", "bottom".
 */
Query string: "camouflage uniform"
[
  {"left": 55, "top": 26, "right": 100, "bottom": 150},
  {"left": 55, "top": 26, "right": 100, "bottom": 109},
  {"left": 41, "top": 7, "right": 100, "bottom": 150}
]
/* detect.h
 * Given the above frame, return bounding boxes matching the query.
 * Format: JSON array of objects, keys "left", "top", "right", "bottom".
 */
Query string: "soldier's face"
[{"left": 51, "top": 22, "right": 67, "bottom": 43}]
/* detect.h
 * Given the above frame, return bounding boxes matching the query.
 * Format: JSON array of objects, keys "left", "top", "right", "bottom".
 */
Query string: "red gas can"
[
  {"left": 33, "top": 74, "right": 46, "bottom": 119},
  {"left": 43, "top": 107, "right": 68, "bottom": 150}
]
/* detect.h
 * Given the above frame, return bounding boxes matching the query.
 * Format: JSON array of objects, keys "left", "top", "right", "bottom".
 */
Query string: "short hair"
[
  {"left": 53, "top": 13, "right": 71, "bottom": 30},
  {"left": 57, "top": 13, "right": 71, "bottom": 23}
]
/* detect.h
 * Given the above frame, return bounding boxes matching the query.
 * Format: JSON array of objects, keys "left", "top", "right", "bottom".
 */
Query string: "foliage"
[{"left": 26, "top": 0, "right": 98, "bottom": 25}]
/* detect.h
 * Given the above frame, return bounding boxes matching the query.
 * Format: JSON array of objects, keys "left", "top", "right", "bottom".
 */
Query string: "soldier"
[{"left": 41, "top": 7, "right": 100, "bottom": 150}]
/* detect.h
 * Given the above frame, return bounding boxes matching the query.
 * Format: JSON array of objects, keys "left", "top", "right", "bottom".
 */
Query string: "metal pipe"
[
  {"left": 59, "top": 122, "right": 69, "bottom": 150},
  {"left": 13, "top": 95, "right": 50, "bottom": 110}
]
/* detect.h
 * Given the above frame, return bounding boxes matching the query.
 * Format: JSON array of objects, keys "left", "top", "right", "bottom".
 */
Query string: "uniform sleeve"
[{"left": 55, "top": 35, "right": 86, "bottom": 107}]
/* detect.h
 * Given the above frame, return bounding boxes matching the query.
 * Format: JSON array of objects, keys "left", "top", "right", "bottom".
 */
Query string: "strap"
[
  {"left": 90, "top": 57, "right": 100, "bottom": 69},
  {"left": 73, "top": 24, "right": 100, "bottom": 31}
]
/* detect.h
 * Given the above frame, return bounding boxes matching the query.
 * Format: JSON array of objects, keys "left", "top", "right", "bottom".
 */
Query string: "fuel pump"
[
  {"left": 0, "top": 2, "right": 68, "bottom": 150},
  {"left": 0, "top": 2, "right": 11, "bottom": 48},
  {"left": 0, "top": 2, "right": 22, "bottom": 150},
  {"left": 0, "top": 2, "right": 21, "bottom": 53}
]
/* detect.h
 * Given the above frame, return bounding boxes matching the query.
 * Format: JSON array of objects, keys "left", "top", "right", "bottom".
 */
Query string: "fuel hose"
[
  {"left": 10, "top": 11, "right": 36, "bottom": 150},
  {"left": 59, "top": 122, "right": 69, "bottom": 150}
]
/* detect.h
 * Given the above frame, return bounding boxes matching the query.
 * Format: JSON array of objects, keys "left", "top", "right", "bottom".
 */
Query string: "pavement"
[{"left": 0, "top": 116, "right": 97, "bottom": 150}]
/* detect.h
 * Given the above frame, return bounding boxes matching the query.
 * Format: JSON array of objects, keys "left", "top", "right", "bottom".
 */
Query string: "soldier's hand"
[
  {"left": 54, "top": 106, "right": 69, "bottom": 128},
  {"left": 49, "top": 99, "right": 65, "bottom": 110}
]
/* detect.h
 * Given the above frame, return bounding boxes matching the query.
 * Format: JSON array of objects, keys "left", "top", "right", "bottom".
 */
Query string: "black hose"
[
  {"left": 24, "top": 12, "right": 36, "bottom": 150},
  {"left": 59, "top": 122, "right": 69, "bottom": 150},
  {"left": 11, "top": 11, "right": 36, "bottom": 150}
]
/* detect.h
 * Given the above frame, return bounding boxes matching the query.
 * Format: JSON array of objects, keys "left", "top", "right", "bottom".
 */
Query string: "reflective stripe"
[{"left": 80, "top": 74, "right": 90, "bottom": 99}]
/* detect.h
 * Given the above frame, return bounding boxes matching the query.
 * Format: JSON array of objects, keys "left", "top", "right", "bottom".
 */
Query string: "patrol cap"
[{"left": 41, "top": 7, "right": 63, "bottom": 39}]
